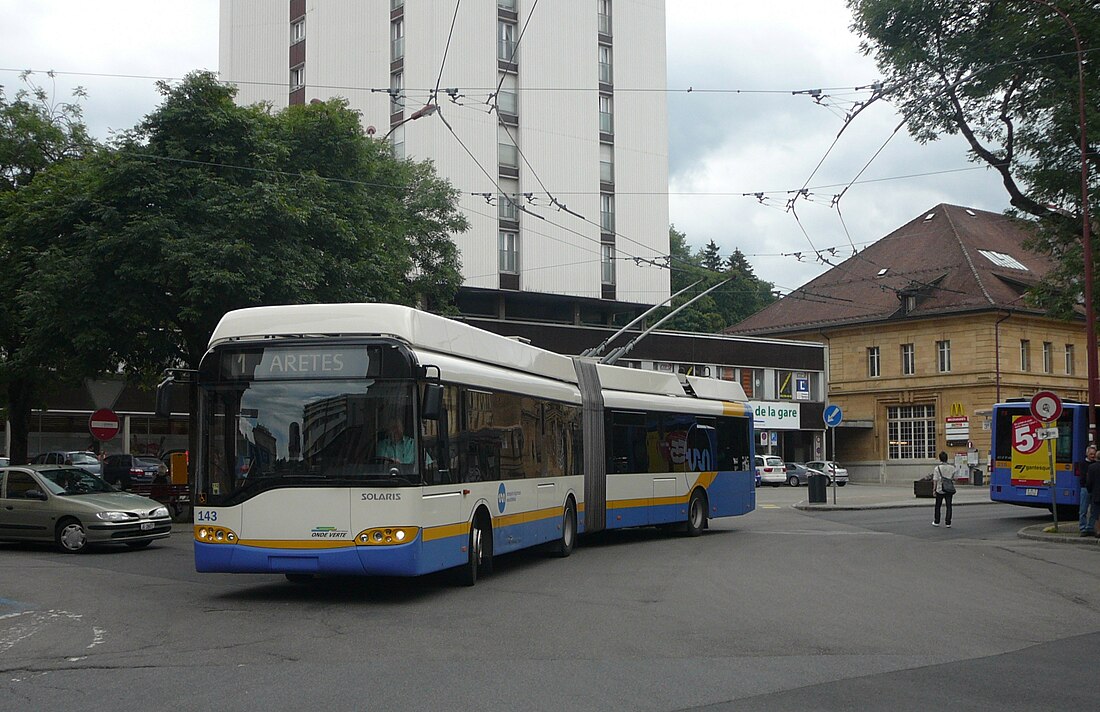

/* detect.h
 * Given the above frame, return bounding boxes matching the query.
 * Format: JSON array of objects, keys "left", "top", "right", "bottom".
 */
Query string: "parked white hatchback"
[
  {"left": 805, "top": 460, "right": 849, "bottom": 486},
  {"left": 755, "top": 455, "right": 787, "bottom": 487}
]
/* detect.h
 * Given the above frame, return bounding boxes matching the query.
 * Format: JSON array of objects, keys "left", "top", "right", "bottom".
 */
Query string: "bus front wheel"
[{"left": 459, "top": 516, "right": 492, "bottom": 586}]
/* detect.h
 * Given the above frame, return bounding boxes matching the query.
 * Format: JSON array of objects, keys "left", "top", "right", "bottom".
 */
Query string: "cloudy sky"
[{"left": 0, "top": 0, "right": 1012, "bottom": 293}]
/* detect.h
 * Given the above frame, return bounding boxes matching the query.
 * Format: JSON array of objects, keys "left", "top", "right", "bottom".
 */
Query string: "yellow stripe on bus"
[
  {"left": 422, "top": 506, "right": 563, "bottom": 542},
  {"left": 607, "top": 471, "right": 718, "bottom": 510}
]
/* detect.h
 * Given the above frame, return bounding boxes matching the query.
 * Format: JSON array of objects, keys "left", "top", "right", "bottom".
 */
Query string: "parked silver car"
[
  {"left": 0, "top": 465, "right": 171, "bottom": 553},
  {"left": 805, "top": 460, "right": 849, "bottom": 486},
  {"left": 784, "top": 462, "right": 825, "bottom": 487}
]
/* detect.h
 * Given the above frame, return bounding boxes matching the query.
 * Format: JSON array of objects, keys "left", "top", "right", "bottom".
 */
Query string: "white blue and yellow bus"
[{"left": 164, "top": 304, "right": 755, "bottom": 585}]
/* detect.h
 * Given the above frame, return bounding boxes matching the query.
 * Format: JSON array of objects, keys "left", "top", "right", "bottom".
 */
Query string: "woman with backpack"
[{"left": 932, "top": 451, "right": 956, "bottom": 528}]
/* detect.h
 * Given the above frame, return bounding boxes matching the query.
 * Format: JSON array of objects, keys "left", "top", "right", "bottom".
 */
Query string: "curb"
[
  {"left": 794, "top": 499, "right": 997, "bottom": 512},
  {"left": 1017, "top": 524, "right": 1100, "bottom": 546}
]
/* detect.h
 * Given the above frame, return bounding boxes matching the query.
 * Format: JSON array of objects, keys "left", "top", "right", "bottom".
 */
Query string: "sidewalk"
[
  {"left": 793, "top": 482, "right": 1100, "bottom": 547},
  {"left": 792, "top": 482, "right": 993, "bottom": 511}
]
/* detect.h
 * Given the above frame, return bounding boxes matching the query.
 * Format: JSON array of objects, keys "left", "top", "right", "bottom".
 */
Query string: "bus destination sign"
[{"left": 223, "top": 348, "right": 372, "bottom": 380}]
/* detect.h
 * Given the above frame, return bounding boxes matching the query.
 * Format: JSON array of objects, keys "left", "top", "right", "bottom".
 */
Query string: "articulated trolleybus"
[
  {"left": 162, "top": 304, "right": 756, "bottom": 585},
  {"left": 989, "top": 399, "right": 1088, "bottom": 514}
]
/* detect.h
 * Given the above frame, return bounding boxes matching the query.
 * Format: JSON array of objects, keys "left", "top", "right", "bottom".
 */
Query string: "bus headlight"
[
  {"left": 194, "top": 525, "right": 238, "bottom": 544},
  {"left": 355, "top": 527, "right": 419, "bottom": 546}
]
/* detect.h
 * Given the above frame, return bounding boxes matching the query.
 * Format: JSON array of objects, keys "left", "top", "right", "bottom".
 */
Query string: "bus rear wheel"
[
  {"left": 685, "top": 490, "right": 707, "bottom": 537},
  {"left": 551, "top": 501, "right": 577, "bottom": 558}
]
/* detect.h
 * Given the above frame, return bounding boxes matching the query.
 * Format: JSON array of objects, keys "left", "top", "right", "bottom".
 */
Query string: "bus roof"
[{"left": 209, "top": 304, "right": 743, "bottom": 403}]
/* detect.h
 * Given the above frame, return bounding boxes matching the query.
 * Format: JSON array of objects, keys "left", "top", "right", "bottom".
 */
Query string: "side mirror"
[
  {"left": 155, "top": 373, "right": 175, "bottom": 419},
  {"left": 25, "top": 489, "right": 48, "bottom": 501},
  {"left": 421, "top": 383, "right": 443, "bottom": 421}
]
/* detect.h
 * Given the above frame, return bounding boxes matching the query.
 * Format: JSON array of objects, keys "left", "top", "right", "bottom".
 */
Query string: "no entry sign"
[{"left": 89, "top": 408, "right": 120, "bottom": 441}]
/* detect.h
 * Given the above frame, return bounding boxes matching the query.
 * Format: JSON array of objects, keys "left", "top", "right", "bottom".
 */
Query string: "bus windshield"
[{"left": 202, "top": 378, "right": 422, "bottom": 503}]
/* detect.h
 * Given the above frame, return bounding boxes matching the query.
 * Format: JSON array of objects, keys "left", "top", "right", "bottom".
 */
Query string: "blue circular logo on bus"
[{"left": 498, "top": 483, "right": 507, "bottom": 513}]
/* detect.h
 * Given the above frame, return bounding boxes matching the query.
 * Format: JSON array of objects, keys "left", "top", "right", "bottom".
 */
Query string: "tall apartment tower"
[{"left": 220, "top": 0, "right": 670, "bottom": 324}]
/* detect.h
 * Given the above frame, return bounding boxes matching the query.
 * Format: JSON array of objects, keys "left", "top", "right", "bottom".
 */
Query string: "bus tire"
[
  {"left": 551, "top": 500, "right": 577, "bottom": 558},
  {"left": 459, "top": 513, "right": 492, "bottom": 586},
  {"left": 685, "top": 490, "right": 707, "bottom": 537},
  {"left": 285, "top": 573, "right": 314, "bottom": 583}
]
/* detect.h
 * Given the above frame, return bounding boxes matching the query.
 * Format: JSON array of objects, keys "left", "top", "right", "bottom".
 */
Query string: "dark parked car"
[
  {"left": 30, "top": 451, "right": 102, "bottom": 476},
  {"left": 103, "top": 454, "right": 168, "bottom": 488}
]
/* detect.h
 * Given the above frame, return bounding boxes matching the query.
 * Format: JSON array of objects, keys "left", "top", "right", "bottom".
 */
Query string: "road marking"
[{"left": 760, "top": 504, "right": 781, "bottom": 509}]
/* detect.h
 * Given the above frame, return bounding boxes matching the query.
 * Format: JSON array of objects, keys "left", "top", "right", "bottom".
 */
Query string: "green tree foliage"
[
  {"left": 848, "top": 0, "right": 1099, "bottom": 318},
  {"left": 0, "top": 74, "right": 95, "bottom": 463},
  {"left": 660, "top": 226, "right": 777, "bottom": 333},
  {"left": 2, "top": 71, "right": 467, "bottom": 461}
]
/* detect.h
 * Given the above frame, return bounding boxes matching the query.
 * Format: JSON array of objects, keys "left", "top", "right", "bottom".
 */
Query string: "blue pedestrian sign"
[{"left": 823, "top": 404, "right": 843, "bottom": 428}]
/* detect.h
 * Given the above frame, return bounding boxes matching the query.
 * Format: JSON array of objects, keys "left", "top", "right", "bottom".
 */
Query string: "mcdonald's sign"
[{"left": 945, "top": 402, "right": 969, "bottom": 443}]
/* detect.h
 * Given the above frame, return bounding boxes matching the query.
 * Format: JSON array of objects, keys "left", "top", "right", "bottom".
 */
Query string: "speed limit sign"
[{"left": 1030, "top": 391, "right": 1063, "bottom": 423}]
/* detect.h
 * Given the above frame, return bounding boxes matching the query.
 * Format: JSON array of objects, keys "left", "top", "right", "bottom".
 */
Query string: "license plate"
[
  {"left": 140, "top": 521, "right": 154, "bottom": 531},
  {"left": 1025, "top": 488, "right": 1038, "bottom": 497}
]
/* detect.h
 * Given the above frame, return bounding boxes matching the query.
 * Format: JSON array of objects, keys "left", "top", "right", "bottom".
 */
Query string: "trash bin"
[
  {"left": 970, "top": 466, "right": 984, "bottom": 487},
  {"left": 808, "top": 473, "right": 828, "bottom": 503}
]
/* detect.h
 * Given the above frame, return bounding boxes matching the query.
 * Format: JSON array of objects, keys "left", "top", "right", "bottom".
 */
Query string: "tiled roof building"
[{"left": 727, "top": 204, "right": 1091, "bottom": 483}]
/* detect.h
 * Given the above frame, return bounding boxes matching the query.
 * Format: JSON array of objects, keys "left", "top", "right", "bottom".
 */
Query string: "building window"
[
  {"left": 599, "top": 143, "right": 614, "bottom": 184},
  {"left": 291, "top": 19, "right": 305, "bottom": 44},
  {"left": 598, "top": 45, "right": 613, "bottom": 84},
  {"left": 392, "top": 0, "right": 404, "bottom": 8},
  {"left": 936, "top": 340, "right": 951, "bottom": 373},
  {"left": 601, "top": 244, "right": 616, "bottom": 284},
  {"left": 600, "top": 193, "right": 615, "bottom": 233},
  {"left": 498, "top": 178, "right": 519, "bottom": 221},
  {"left": 901, "top": 343, "right": 915, "bottom": 376},
  {"left": 867, "top": 346, "right": 880, "bottom": 378},
  {"left": 391, "top": 19, "right": 405, "bottom": 61},
  {"left": 599, "top": 94, "right": 613, "bottom": 134},
  {"left": 888, "top": 404, "right": 937, "bottom": 460},
  {"left": 498, "top": 142, "right": 518, "bottom": 169},
  {"left": 1042, "top": 341, "right": 1052, "bottom": 374},
  {"left": 497, "top": 89, "right": 517, "bottom": 116},
  {"left": 1020, "top": 339, "right": 1031, "bottom": 371},
  {"left": 1066, "top": 344, "right": 1076, "bottom": 375},
  {"left": 389, "top": 72, "right": 404, "bottom": 113},
  {"left": 390, "top": 124, "right": 405, "bottom": 161},
  {"left": 290, "top": 64, "right": 305, "bottom": 90},
  {"left": 499, "top": 231, "right": 518, "bottom": 273},
  {"left": 498, "top": 21, "right": 516, "bottom": 62},
  {"left": 598, "top": 0, "right": 612, "bottom": 35}
]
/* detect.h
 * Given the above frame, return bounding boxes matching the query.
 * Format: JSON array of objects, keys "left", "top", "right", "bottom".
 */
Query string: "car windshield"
[
  {"left": 39, "top": 468, "right": 116, "bottom": 495},
  {"left": 68, "top": 453, "right": 99, "bottom": 465},
  {"left": 136, "top": 458, "right": 163, "bottom": 467},
  {"left": 765, "top": 456, "right": 783, "bottom": 466}
]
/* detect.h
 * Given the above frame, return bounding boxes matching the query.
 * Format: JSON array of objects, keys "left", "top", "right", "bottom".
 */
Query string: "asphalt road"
[{"left": 2, "top": 488, "right": 1096, "bottom": 711}]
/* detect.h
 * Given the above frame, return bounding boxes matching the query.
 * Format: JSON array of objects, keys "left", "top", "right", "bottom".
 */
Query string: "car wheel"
[
  {"left": 125, "top": 540, "right": 153, "bottom": 549},
  {"left": 685, "top": 489, "right": 707, "bottom": 537},
  {"left": 838, "top": 481, "right": 847, "bottom": 487},
  {"left": 55, "top": 519, "right": 88, "bottom": 554},
  {"left": 787, "top": 476, "right": 799, "bottom": 487}
]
